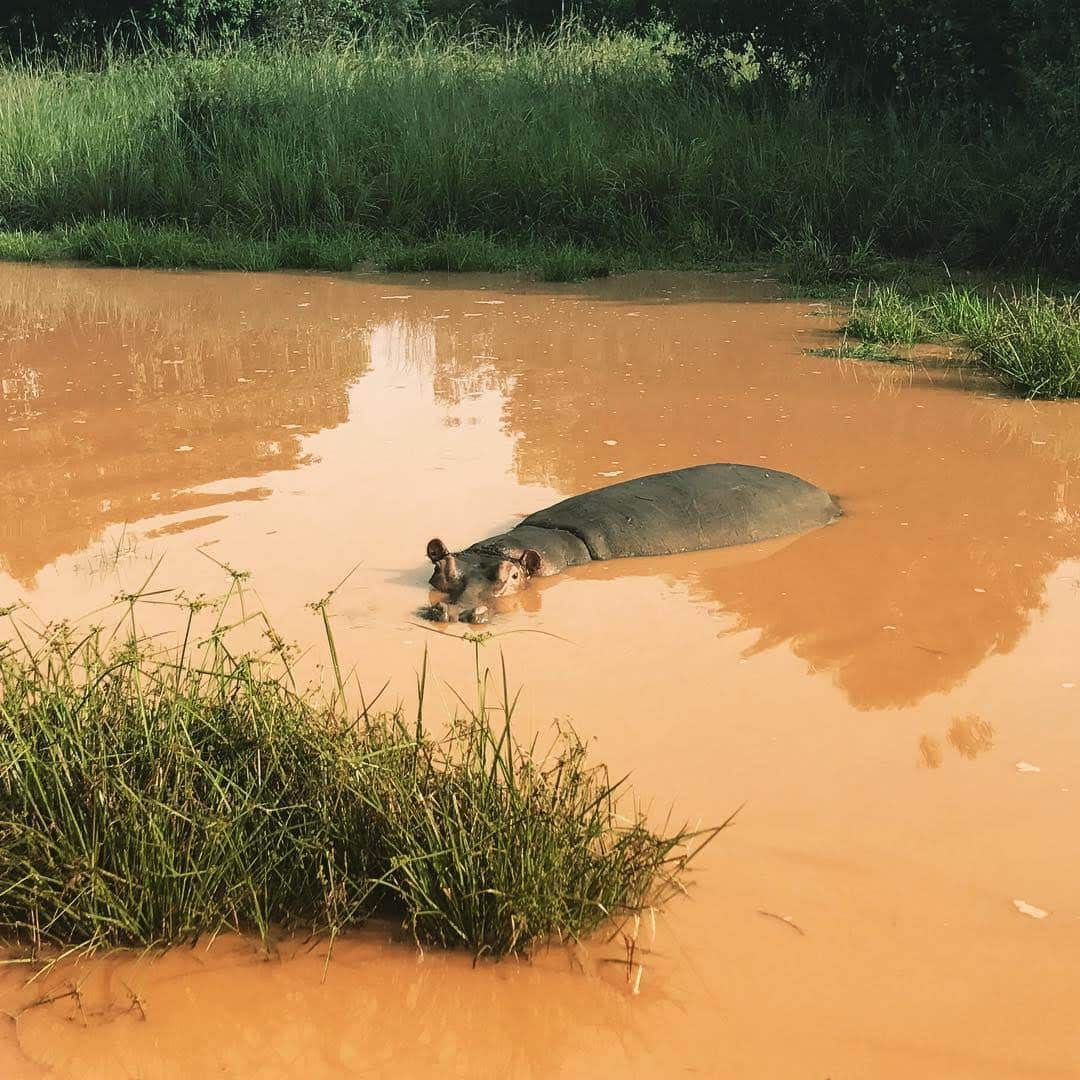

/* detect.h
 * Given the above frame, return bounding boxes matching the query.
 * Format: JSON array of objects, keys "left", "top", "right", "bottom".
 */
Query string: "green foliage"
[
  {"left": 968, "top": 291, "right": 1080, "bottom": 400},
  {"left": 372, "top": 653, "right": 687, "bottom": 954},
  {"left": 378, "top": 232, "right": 518, "bottom": 273},
  {"left": 0, "top": 221, "right": 627, "bottom": 280},
  {"left": 664, "top": 0, "right": 1080, "bottom": 110},
  {"left": 0, "top": 589, "right": 714, "bottom": 955},
  {"left": 538, "top": 242, "right": 612, "bottom": 282},
  {"left": 0, "top": 0, "right": 420, "bottom": 52},
  {"left": 0, "top": 32, "right": 1077, "bottom": 271},
  {"left": 845, "top": 284, "right": 930, "bottom": 345},
  {"left": 845, "top": 282, "right": 1011, "bottom": 347},
  {"left": 843, "top": 283, "right": 1080, "bottom": 399},
  {"left": 5, "top": 0, "right": 1079, "bottom": 121},
  {"left": 777, "top": 227, "right": 884, "bottom": 294},
  {"left": 920, "top": 287, "right": 1000, "bottom": 341}
]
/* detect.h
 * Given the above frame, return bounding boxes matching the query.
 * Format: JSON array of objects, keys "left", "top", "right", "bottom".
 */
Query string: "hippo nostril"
[{"left": 419, "top": 601, "right": 451, "bottom": 623}]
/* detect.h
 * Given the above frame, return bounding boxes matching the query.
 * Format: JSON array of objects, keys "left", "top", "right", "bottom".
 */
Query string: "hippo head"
[{"left": 422, "top": 538, "right": 541, "bottom": 623}]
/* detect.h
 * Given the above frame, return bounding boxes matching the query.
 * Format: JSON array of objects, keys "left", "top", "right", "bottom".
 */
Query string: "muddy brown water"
[{"left": 1, "top": 265, "right": 1078, "bottom": 1079}]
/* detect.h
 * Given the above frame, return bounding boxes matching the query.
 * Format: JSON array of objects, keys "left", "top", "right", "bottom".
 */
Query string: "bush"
[
  {"left": 0, "top": 0, "right": 415, "bottom": 50},
  {"left": 969, "top": 291, "right": 1080, "bottom": 399},
  {"left": 2, "top": 31, "right": 1077, "bottom": 270},
  {"left": 0, "top": 590, "right": 716, "bottom": 955}
]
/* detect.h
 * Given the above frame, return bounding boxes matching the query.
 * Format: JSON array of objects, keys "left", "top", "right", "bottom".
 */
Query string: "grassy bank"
[
  {"left": 2, "top": 28, "right": 1078, "bottom": 391},
  {"left": 0, "top": 29, "right": 1076, "bottom": 274},
  {"left": 0, "top": 587, "right": 716, "bottom": 957},
  {"left": 843, "top": 284, "right": 1080, "bottom": 398},
  {"left": 0, "top": 220, "right": 628, "bottom": 281}
]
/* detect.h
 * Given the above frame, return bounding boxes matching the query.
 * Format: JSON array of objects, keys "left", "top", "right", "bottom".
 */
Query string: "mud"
[{"left": 1, "top": 265, "right": 1078, "bottom": 1078}]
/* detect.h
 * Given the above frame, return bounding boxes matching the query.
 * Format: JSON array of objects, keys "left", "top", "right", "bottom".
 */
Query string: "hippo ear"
[
  {"left": 521, "top": 549, "right": 542, "bottom": 576},
  {"left": 427, "top": 538, "right": 450, "bottom": 564}
]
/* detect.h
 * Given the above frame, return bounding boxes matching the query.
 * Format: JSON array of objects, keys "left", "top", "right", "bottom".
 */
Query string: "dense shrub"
[
  {"left": 0, "top": 31, "right": 1076, "bottom": 271},
  {"left": 5, "top": 0, "right": 1080, "bottom": 116}
]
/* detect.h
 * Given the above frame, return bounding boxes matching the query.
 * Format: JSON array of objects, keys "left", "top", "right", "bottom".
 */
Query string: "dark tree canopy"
[{"left": 2, "top": 0, "right": 1078, "bottom": 113}]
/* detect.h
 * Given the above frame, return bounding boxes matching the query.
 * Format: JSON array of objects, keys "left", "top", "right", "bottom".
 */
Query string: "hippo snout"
[{"left": 418, "top": 602, "right": 489, "bottom": 625}]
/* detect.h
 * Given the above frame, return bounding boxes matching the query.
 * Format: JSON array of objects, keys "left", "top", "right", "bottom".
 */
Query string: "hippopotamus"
[{"left": 422, "top": 463, "right": 840, "bottom": 623}]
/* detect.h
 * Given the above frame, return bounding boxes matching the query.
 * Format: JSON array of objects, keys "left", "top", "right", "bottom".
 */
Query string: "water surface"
[{"left": 1, "top": 265, "right": 1078, "bottom": 1079}]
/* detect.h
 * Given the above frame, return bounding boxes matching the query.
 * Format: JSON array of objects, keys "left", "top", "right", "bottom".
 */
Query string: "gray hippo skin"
[{"left": 423, "top": 463, "right": 841, "bottom": 622}]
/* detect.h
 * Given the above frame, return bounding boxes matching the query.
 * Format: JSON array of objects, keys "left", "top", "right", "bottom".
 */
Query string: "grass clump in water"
[
  {"left": 919, "top": 286, "right": 999, "bottom": 341},
  {"left": 968, "top": 291, "right": 1080, "bottom": 399},
  {"left": 846, "top": 283, "right": 999, "bottom": 345},
  {"left": 378, "top": 232, "right": 518, "bottom": 274},
  {"left": 845, "top": 284, "right": 929, "bottom": 345},
  {"left": 0, "top": 590, "right": 716, "bottom": 958},
  {"left": 842, "top": 282, "right": 1080, "bottom": 397},
  {"left": 374, "top": 654, "right": 679, "bottom": 955},
  {"left": 0, "top": 221, "right": 620, "bottom": 280}
]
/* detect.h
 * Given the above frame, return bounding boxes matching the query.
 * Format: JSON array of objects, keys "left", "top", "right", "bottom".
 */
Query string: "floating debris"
[
  {"left": 175, "top": 445, "right": 194, "bottom": 453},
  {"left": 757, "top": 909, "right": 805, "bottom": 935},
  {"left": 1013, "top": 900, "right": 1049, "bottom": 919},
  {"left": 1015, "top": 761, "right": 1041, "bottom": 773}
]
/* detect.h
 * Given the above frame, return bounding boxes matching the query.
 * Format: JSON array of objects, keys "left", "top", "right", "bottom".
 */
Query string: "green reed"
[
  {"left": 842, "top": 282, "right": 1080, "bottom": 398},
  {"left": 967, "top": 291, "right": 1080, "bottom": 399},
  {"left": 0, "top": 581, "right": 718, "bottom": 959}
]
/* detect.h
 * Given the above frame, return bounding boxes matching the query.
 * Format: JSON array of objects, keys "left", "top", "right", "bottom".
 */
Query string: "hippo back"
[{"left": 519, "top": 463, "right": 839, "bottom": 560}]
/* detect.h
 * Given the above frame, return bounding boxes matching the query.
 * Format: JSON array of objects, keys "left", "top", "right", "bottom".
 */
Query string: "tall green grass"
[
  {"left": 845, "top": 283, "right": 1000, "bottom": 345},
  {"left": 968, "top": 292, "right": 1080, "bottom": 399},
  {"left": 0, "top": 27, "right": 1075, "bottom": 271},
  {"left": 0, "top": 219, "right": 618, "bottom": 277},
  {"left": 845, "top": 284, "right": 929, "bottom": 343},
  {"left": 843, "top": 282, "right": 1080, "bottom": 398},
  {"left": 0, "top": 583, "right": 717, "bottom": 958}
]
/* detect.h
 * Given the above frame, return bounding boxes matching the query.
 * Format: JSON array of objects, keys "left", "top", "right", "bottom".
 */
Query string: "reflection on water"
[
  {"left": 0, "top": 932, "right": 651, "bottom": 1080},
  {"left": 946, "top": 714, "right": 995, "bottom": 759},
  {"left": 918, "top": 733, "right": 946, "bottom": 769},
  {"left": 3, "top": 265, "right": 1080, "bottom": 712},
  {"left": 918, "top": 716, "right": 995, "bottom": 768},
  {"left": 0, "top": 268, "right": 370, "bottom": 585}
]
